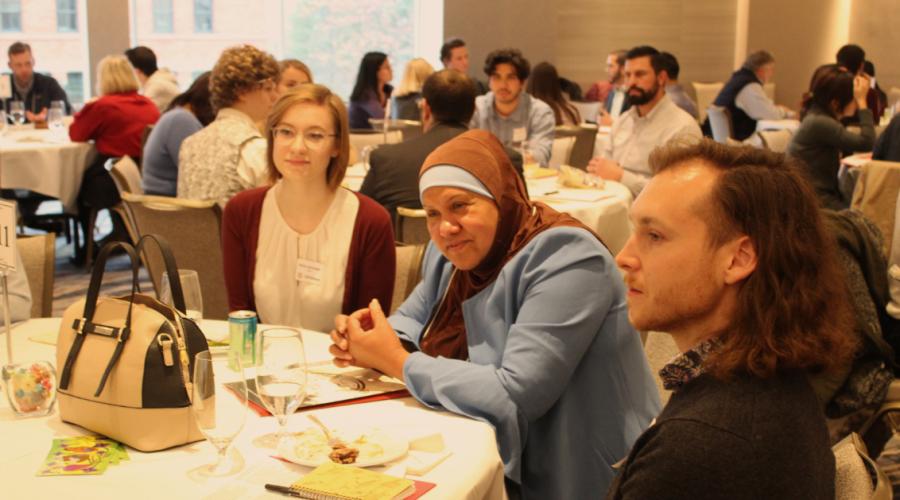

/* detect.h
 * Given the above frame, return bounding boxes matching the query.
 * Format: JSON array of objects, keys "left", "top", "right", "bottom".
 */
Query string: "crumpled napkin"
[{"left": 558, "top": 165, "right": 604, "bottom": 189}]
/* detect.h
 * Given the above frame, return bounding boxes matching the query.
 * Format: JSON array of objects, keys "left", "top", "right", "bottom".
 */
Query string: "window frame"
[
  {"left": 193, "top": 0, "right": 212, "bottom": 33},
  {"left": 56, "top": 0, "right": 78, "bottom": 33},
  {"left": 0, "top": 0, "right": 22, "bottom": 33},
  {"left": 152, "top": 0, "right": 174, "bottom": 33}
]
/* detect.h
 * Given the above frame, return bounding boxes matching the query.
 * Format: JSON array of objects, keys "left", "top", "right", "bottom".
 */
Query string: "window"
[
  {"left": 152, "top": 0, "right": 173, "bottom": 33},
  {"left": 65, "top": 72, "right": 84, "bottom": 104},
  {"left": 0, "top": 0, "right": 21, "bottom": 32},
  {"left": 57, "top": 0, "right": 78, "bottom": 32},
  {"left": 194, "top": 0, "right": 212, "bottom": 33}
]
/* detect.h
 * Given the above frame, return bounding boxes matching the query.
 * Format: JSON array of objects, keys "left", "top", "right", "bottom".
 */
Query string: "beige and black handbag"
[{"left": 56, "top": 235, "right": 209, "bottom": 451}]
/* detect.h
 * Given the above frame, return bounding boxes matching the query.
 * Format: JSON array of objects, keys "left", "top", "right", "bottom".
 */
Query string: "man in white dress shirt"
[{"left": 587, "top": 46, "right": 701, "bottom": 196}]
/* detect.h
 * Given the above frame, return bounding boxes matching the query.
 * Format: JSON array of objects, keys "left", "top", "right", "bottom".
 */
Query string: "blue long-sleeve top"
[{"left": 390, "top": 226, "right": 661, "bottom": 498}]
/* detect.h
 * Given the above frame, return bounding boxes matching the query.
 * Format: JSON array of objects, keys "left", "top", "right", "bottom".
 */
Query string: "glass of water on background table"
[
  {"left": 160, "top": 269, "right": 204, "bottom": 321},
  {"left": 190, "top": 351, "right": 247, "bottom": 477},
  {"left": 9, "top": 100, "right": 25, "bottom": 125}
]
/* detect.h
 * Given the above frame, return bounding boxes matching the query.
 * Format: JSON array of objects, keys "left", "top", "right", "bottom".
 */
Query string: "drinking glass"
[
  {"left": 0, "top": 110, "right": 7, "bottom": 136},
  {"left": 47, "top": 107, "right": 65, "bottom": 132},
  {"left": 252, "top": 328, "right": 307, "bottom": 448},
  {"left": 9, "top": 101, "right": 25, "bottom": 125},
  {"left": 49, "top": 100, "right": 64, "bottom": 112},
  {"left": 191, "top": 351, "right": 247, "bottom": 476},
  {"left": 159, "top": 269, "right": 203, "bottom": 321}
]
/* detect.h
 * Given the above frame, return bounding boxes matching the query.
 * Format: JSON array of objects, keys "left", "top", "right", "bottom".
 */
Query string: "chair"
[
  {"left": 391, "top": 243, "right": 426, "bottom": 314},
  {"left": 571, "top": 101, "right": 601, "bottom": 123},
  {"left": 642, "top": 331, "right": 679, "bottom": 406},
  {"left": 554, "top": 124, "right": 597, "bottom": 169},
  {"left": 692, "top": 82, "right": 724, "bottom": 124},
  {"left": 16, "top": 233, "right": 55, "bottom": 318},
  {"left": 395, "top": 206, "right": 429, "bottom": 245},
  {"left": 549, "top": 136, "right": 576, "bottom": 169},
  {"left": 349, "top": 130, "right": 404, "bottom": 164},
  {"left": 852, "top": 160, "right": 900, "bottom": 256},
  {"left": 889, "top": 87, "right": 900, "bottom": 109},
  {"left": 369, "top": 119, "right": 423, "bottom": 141},
  {"left": 756, "top": 129, "right": 794, "bottom": 153},
  {"left": 108, "top": 156, "right": 144, "bottom": 196},
  {"left": 833, "top": 432, "right": 892, "bottom": 500},
  {"left": 706, "top": 105, "right": 733, "bottom": 143},
  {"left": 119, "top": 193, "right": 229, "bottom": 319}
]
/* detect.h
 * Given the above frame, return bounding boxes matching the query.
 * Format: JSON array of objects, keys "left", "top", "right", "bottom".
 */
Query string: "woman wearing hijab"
[{"left": 329, "top": 130, "right": 659, "bottom": 499}]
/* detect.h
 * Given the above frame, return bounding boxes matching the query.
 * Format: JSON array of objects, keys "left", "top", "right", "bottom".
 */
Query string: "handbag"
[{"left": 56, "top": 235, "right": 210, "bottom": 451}]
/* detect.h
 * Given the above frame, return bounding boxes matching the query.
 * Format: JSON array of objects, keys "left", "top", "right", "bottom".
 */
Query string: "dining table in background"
[
  {"left": 0, "top": 122, "right": 96, "bottom": 213},
  {"left": 344, "top": 162, "right": 634, "bottom": 255},
  {"left": 1, "top": 318, "right": 506, "bottom": 499}
]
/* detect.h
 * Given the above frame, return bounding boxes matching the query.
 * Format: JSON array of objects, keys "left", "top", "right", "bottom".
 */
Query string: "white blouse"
[{"left": 253, "top": 185, "right": 359, "bottom": 332}]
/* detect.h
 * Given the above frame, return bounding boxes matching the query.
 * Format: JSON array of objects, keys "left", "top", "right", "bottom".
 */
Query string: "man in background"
[
  {"left": 706, "top": 50, "right": 793, "bottom": 141},
  {"left": 470, "top": 48, "right": 554, "bottom": 166},
  {"left": 440, "top": 38, "right": 488, "bottom": 95},
  {"left": 5, "top": 41, "right": 70, "bottom": 121},
  {"left": 125, "top": 46, "right": 180, "bottom": 111},
  {"left": 658, "top": 51, "right": 698, "bottom": 120},
  {"left": 587, "top": 46, "right": 701, "bottom": 196}
]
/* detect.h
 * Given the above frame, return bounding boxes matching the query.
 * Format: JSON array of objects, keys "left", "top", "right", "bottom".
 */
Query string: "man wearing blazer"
[{"left": 360, "top": 69, "right": 522, "bottom": 221}]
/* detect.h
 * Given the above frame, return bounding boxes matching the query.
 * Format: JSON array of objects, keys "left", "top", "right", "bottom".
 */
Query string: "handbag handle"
[
  {"left": 136, "top": 234, "right": 187, "bottom": 314},
  {"left": 59, "top": 241, "right": 142, "bottom": 394}
]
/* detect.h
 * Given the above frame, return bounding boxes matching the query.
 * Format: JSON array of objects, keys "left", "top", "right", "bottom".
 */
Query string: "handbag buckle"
[
  {"left": 71, "top": 318, "right": 126, "bottom": 340},
  {"left": 72, "top": 317, "right": 88, "bottom": 335}
]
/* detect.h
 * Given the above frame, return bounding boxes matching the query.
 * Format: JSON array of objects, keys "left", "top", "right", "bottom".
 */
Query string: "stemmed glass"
[
  {"left": 0, "top": 110, "right": 8, "bottom": 136},
  {"left": 9, "top": 101, "right": 25, "bottom": 126},
  {"left": 190, "top": 351, "right": 247, "bottom": 477},
  {"left": 159, "top": 269, "right": 204, "bottom": 321},
  {"left": 252, "top": 328, "right": 307, "bottom": 449}
]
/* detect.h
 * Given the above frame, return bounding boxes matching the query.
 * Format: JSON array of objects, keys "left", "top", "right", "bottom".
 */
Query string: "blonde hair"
[
  {"left": 210, "top": 44, "right": 279, "bottom": 110},
  {"left": 96, "top": 55, "right": 140, "bottom": 95},
  {"left": 265, "top": 84, "right": 350, "bottom": 190},
  {"left": 279, "top": 59, "right": 313, "bottom": 83},
  {"left": 395, "top": 58, "right": 434, "bottom": 97}
]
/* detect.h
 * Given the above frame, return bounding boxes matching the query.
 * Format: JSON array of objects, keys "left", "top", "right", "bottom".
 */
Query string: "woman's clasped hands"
[{"left": 329, "top": 298, "right": 409, "bottom": 380}]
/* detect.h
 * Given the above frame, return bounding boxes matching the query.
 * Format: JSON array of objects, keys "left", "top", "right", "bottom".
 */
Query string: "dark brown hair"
[
  {"left": 527, "top": 62, "right": 579, "bottom": 125},
  {"left": 649, "top": 138, "right": 858, "bottom": 379},
  {"left": 800, "top": 64, "right": 854, "bottom": 120},
  {"left": 483, "top": 48, "right": 530, "bottom": 80}
]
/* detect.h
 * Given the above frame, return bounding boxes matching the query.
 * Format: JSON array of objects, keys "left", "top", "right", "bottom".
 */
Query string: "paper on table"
[
  {"left": 539, "top": 189, "right": 613, "bottom": 203},
  {"left": 841, "top": 153, "right": 872, "bottom": 168}
]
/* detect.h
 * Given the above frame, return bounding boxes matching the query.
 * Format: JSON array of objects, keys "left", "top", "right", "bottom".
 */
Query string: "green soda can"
[{"left": 228, "top": 310, "right": 258, "bottom": 370}]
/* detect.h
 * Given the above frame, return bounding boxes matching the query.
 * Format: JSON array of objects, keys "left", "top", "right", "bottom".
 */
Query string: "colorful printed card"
[{"left": 37, "top": 436, "right": 129, "bottom": 476}]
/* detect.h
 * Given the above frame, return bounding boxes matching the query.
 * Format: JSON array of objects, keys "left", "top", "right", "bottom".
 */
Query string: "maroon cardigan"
[{"left": 222, "top": 186, "right": 395, "bottom": 321}]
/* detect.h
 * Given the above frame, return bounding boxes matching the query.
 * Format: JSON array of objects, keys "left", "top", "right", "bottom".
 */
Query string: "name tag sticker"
[
  {"left": 295, "top": 258, "right": 324, "bottom": 285},
  {"left": 512, "top": 127, "right": 527, "bottom": 143}
]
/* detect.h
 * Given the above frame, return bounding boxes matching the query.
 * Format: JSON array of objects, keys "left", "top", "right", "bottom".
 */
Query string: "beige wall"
[
  {"left": 444, "top": 0, "right": 736, "bottom": 100},
  {"left": 850, "top": 0, "right": 900, "bottom": 94},
  {"left": 746, "top": 0, "right": 849, "bottom": 108}
]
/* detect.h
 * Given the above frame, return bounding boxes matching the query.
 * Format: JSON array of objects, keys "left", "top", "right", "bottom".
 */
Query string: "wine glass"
[
  {"left": 159, "top": 269, "right": 203, "bottom": 321},
  {"left": 252, "top": 328, "right": 307, "bottom": 449},
  {"left": 9, "top": 101, "right": 25, "bottom": 125},
  {"left": 191, "top": 351, "right": 247, "bottom": 477},
  {"left": 0, "top": 110, "right": 8, "bottom": 136}
]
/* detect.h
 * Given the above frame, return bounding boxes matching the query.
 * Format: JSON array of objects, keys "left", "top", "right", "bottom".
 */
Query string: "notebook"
[{"left": 288, "top": 462, "right": 426, "bottom": 500}]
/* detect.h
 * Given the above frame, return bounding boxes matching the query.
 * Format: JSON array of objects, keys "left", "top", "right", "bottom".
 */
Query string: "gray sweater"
[
  {"left": 788, "top": 107, "right": 874, "bottom": 210},
  {"left": 606, "top": 371, "right": 835, "bottom": 500}
]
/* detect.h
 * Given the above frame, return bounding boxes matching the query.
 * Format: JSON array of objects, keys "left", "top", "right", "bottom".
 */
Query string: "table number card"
[{"left": 0, "top": 200, "right": 17, "bottom": 272}]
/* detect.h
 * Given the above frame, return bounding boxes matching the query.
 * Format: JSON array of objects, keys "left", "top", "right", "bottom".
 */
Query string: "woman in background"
[
  {"left": 222, "top": 84, "right": 395, "bottom": 332},
  {"left": 69, "top": 55, "right": 159, "bottom": 253},
  {"left": 277, "top": 59, "right": 313, "bottom": 96},
  {"left": 348, "top": 52, "right": 393, "bottom": 129},
  {"left": 527, "top": 62, "right": 580, "bottom": 126},
  {"left": 788, "top": 64, "right": 874, "bottom": 210},
  {"left": 392, "top": 58, "right": 434, "bottom": 121},
  {"left": 142, "top": 72, "right": 214, "bottom": 196}
]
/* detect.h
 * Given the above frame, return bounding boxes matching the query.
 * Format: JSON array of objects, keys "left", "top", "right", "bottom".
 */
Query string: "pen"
[
  {"left": 543, "top": 190, "right": 559, "bottom": 196},
  {"left": 265, "top": 483, "right": 313, "bottom": 499}
]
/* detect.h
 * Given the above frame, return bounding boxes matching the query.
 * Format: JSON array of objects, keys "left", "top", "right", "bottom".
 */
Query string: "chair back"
[
  {"left": 396, "top": 206, "right": 429, "bottom": 245},
  {"left": 571, "top": 101, "right": 601, "bottom": 123},
  {"left": 852, "top": 160, "right": 900, "bottom": 256},
  {"left": 833, "top": 433, "right": 892, "bottom": 500},
  {"left": 108, "top": 156, "right": 144, "bottom": 195},
  {"left": 120, "top": 193, "right": 229, "bottom": 319},
  {"left": 369, "top": 119, "right": 423, "bottom": 141},
  {"left": 391, "top": 243, "right": 426, "bottom": 314},
  {"left": 549, "top": 136, "right": 576, "bottom": 169},
  {"left": 16, "top": 233, "right": 55, "bottom": 317},
  {"left": 889, "top": 87, "right": 900, "bottom": 109},
  {"left": 706, "top": 105, "right": 733, "bottom": 143},
  {"left": 757, "top": 129, "right": 793, "bottom": 153},
  {"left": 692, "top": 81, "right": 724, "bottom": 124},
  {"left": 554, "top": 124, "right": 597, "bottom": 169}
]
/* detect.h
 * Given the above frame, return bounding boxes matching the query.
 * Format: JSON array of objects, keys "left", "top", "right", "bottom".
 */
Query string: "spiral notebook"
[{"left": 287, "top": 462, "right": 434, "bottom": 500}]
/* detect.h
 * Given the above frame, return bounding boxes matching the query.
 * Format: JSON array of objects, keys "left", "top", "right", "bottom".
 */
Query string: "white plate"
[{"left": 278, "top": 427, "right": 408, "bottom": 468}]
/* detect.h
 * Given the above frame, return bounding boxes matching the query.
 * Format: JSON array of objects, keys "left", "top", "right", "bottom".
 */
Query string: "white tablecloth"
[
  {"left": 756, "top": 119, "right": 800, "bottom": 132},
  {"left": 0, "top": 126, "right": 96, "bottom": 212},
  {"left": 1, "top": 318, "right": 506, "bottom": 499},
  {"left": 344, "top": 163, "right": 634, "bottom": 255}
]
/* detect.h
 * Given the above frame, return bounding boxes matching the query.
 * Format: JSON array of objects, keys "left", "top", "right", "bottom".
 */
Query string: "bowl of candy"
[{"left": 3, "top": 361, "right": 57, "bottom": 417}]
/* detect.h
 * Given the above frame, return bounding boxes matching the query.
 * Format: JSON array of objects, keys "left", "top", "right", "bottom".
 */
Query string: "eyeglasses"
[{"left": 272, "top": 126, "right": 336, "bottom": 149}]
